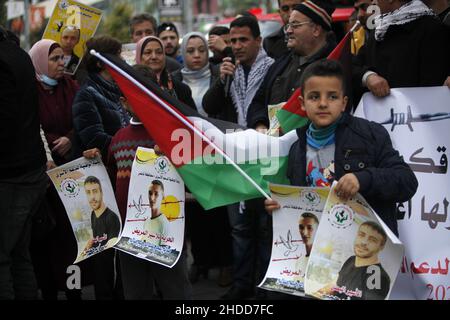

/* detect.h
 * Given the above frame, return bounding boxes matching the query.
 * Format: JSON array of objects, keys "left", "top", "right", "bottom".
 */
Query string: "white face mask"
[{"left": 40, "top": 74, "right": 58, "bottom": 87}]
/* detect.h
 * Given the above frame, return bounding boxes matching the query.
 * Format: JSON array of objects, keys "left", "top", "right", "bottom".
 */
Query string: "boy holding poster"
[{"left": 265, "top": 59, "right": 418, "bottom": 237}]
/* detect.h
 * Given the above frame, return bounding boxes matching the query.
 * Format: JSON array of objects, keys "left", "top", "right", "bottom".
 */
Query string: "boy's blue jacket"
[{"left": 287, "top": 113, "right": 418, "bottom": 235}]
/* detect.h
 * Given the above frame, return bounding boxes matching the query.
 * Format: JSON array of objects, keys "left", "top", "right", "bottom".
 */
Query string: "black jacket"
[
  {"left": 72, "top": 73, "right": 130, "bottom": 159},
  {"left": 263, "top": 27, "right": 289, "bottom": 60},
  {"left": 353, "top": 16, "right": 450, "bottom": 92},
  {"left": 287, "top": 113, "right": 418, "bottom": 235},
  {"left": 202, "top": 77, "right": 238, "bottom": 124},
  {"left": 170, "top": 78, "right": 198, "bottom": 111},
  {"left": 246, "top": 39, "right": 336, "bottom": 129},
  {"left": 0, "top": 31, "right": 46, "bottom": 179}
]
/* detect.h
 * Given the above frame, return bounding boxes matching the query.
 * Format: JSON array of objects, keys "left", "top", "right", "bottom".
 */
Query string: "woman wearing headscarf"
[
  {"left": 29, "top": 39, "right": 79, "bottom": 164},
  {"left": 172, "top": 32, "right": 220, "bottom": 116},
  {"left": 28, "top": 39, "right": 81, "bottom": 300},
  {"left": 135, "top": 36, "right": 196, "bottom": 110}
]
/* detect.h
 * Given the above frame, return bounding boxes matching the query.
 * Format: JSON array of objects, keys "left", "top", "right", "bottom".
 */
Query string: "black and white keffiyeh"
[
  {"left": 374, "top": 0, "right": 435, "bottom": 41},
  {"left": 230, "top": 48, "right": 273, "bottom": 126}
]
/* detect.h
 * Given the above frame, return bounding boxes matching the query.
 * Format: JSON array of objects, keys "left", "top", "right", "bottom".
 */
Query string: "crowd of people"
[{"left": 0, "top": 0, "right": 449, "bottom": 300}]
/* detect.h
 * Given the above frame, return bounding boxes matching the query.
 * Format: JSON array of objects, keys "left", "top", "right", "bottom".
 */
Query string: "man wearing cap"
[
  {"left": 157, "top": 22, "right": 183, "bottom": 65},
  {"left": 264, "top": 0, "right": 305, "bottom": 59},
  {"left": 247, "top": 0, "right": 337, "bottom": 131}
]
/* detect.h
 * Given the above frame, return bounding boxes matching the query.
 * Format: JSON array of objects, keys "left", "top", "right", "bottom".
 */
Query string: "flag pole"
[
  {"left": 350, "top": 20, "right": 361, "bottom": 33},
  {"left": 91, "top": 50, "right": 273, "bottom": 201}
]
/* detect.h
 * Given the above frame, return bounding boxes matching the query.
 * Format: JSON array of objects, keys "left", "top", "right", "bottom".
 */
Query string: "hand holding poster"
[
  {"left": 354, "top": 87, "right": 450, "bottom": 300},
  {"left": 47, "top": 156, "right": 122, "bottom": 263},
  {"left": 42, "top": 0, "right": 102, "bottom": 75},
  {"left": 259, "top": 184, "right": 329, "bottom": 296},
  {"left": 115, "top": 147, "right": 185, "bottom": 268},
  {"left": 304, "top": 182, "right": 404, "bottom": 300}
]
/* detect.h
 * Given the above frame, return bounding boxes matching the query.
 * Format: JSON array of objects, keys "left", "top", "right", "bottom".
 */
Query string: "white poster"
[
  {"left": 355, "top": 86, "right": 450, "bottom": 300},
  {"left": 304, "top": 182, "right": 404, "bottom": 300},
  {"left": 259, "top": 184, "right": 329, "bottom": 296},
  {"left": 47, "top": 156, "right": 122, "bottom": 263},
  {"left": 114, "top": 147, "right": 185, "bottom": 268},
  {"left": 121, "top": 43, "right": 136, "bottom": 66}
]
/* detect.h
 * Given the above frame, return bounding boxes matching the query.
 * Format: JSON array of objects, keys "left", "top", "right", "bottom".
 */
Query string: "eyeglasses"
[
  {"left": 49, "top": 55, "right": 65, "bottom": 62},
  {"left": 280, "top": 4, "right": 296, "bottom": 12},
  {"left": 284, "top": 21, "right": 312, "bottom": 32}
]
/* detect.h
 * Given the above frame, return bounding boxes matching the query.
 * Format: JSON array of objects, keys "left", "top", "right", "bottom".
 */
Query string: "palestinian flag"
[
  {"left": 97, "top": 53, "right": 298, "bottom": 210},
  {"left": 276, "top": 29, "right": 353, "bottom": 134}
]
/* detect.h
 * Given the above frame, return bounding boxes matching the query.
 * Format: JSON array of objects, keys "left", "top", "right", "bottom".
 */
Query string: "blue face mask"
[{"left": 40, "top": 74, "right": 58, "bottom": 87}]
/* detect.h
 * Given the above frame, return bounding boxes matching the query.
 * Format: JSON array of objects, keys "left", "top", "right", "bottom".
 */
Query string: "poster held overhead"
[{"left": 42, "top": 0, "right": 102, "bottom": 75}]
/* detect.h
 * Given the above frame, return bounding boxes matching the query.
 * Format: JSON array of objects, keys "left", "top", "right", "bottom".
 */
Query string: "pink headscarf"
[
  {"left": 135, "top": 36, "right": 165, "bottom": 65},
  {"left": 29, "top": 39, "right": 59, "bottom": 80}
]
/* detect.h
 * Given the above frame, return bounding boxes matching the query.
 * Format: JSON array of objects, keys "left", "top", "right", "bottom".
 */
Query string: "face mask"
[{"left": 40, "top": 74, "right": 58, "bottom": 87}]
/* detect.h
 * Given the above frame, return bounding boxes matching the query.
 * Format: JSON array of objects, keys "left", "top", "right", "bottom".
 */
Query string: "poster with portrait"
[
  {"left": 259, "top": 184, "right": 329, "bottom": 296},
  {"left": 304, "top": 182, "right": 404, "bottom": 300},
  {"left": 121, "top": 43, "right": 137, "bottom": 66},
  {"left": 42, "top": 0, "right": 103, "bottom": 75},
  {"left": 114, "top": 147, "right": 185, "bottom": 268},
  {"left": 355, "top": 87, "right": 450, "bottom": 300},
  {"left": 267, "top": 102, "right": 284, "bottom": 136},
  {"left": 47, "top": 156, "right": 122, "bottom": 263}
]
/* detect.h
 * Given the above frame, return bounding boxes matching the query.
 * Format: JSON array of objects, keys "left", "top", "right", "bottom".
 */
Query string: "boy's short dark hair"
[
  {"left": 360, "top": 221, "right": 388, "bottom": 247},
  {"left": 209, "top": 26, "right": 230, "bottom": 37},
  {"left": 84, "top": 36, "right": 122, "bottom": 73},
  {"left": 151, "top": 179, "right": 164, "bottom": 192},
  {"left": 130, "top": 13, "right": 157, "bottom": 35},
  {"left": 300, "top": 212, "right": 319, "bottom": 224},
  {"left": 85, "top": 176, "right": 102, "bottom": 189},
  {"left": 157, "top": 22, "right": 179, "bottom": 37},
  {"left": 230, "top": 16, "right": 261, "bottom": 39},
  {"left": 300, "top": 59, "right": 346, "bottom": 94}
]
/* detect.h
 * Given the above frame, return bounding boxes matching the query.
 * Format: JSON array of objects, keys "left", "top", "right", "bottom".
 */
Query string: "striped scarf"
[
  {"left": 374, "top": 0, "right": 435, "bottom": 41},
  {"left": 230, "top": 48, "right": 273, "bottom": 126}
]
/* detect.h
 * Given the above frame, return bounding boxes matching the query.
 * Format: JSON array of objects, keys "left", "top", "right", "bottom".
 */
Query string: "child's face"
[{"left": 300, "top": 76, "right": 348, "bottom": 128}]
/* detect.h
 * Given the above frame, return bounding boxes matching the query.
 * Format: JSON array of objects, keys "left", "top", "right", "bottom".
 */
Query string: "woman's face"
[
  {"left": 48, "top": 47, "right": 65, "bottom": 80},
  {"left": 185, "top": 37, "right": 208, "bottom": 71},
  {"left": 141, "top": 40, "right": 166, "bottom": 75}
]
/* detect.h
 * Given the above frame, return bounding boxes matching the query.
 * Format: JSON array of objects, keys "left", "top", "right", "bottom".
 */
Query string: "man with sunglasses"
[
  {"left": 247, "top": 0, "right": 337, "bottom": 131},
  {"left": 157, "top": 22, "right": 183, "bottom": 65},
  {"left": 264, "top": 0, "right": 305, "bottom": 59}
]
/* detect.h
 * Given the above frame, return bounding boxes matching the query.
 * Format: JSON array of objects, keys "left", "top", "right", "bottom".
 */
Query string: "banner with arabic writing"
[
  {"left": 355, "top": 86, "right": 450, "bottom": 300},
  {"left": 258, "top": 184, "right": 329, "bottom": 296},
  {"left": 42, "top": 0, "right": 102, "bottom": 75},
  {"left": 304, "top": 182, "right": 404, "bottom": 300},
  {"left": 47, "top": 156, "right": 122, "bottom": 263},
  {"left": 114, "top": 147, "right": 185, "bottom": 268}
]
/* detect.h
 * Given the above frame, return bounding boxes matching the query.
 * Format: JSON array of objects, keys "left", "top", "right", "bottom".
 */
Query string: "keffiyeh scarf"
[
  {"left": 374, "top": 0, "right": 435, "bottom": 41},
  {"left": 230, "top": 48, "right": 273, "bottom": 126}
]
